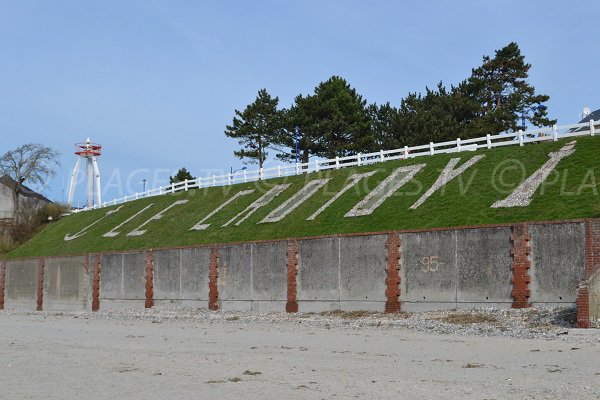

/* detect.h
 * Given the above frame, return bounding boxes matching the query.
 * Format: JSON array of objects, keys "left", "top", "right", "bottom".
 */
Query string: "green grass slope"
[{"left": 7, "top": 136, "right": 600, "bottom": 258}]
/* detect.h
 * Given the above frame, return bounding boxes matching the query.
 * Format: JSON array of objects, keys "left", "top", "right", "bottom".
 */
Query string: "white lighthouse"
[{"left": 67, "top": 138, "right": 102, "bottom": 208}]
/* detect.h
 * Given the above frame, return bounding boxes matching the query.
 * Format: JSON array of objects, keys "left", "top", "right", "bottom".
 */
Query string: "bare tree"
[{"left": 0, "top": 143, "right": 60, "bottom": 221}]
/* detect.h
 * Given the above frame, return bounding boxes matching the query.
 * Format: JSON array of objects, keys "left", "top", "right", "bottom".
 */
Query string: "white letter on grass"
[
  {"left": 410, "top": 155, "right": 485, "bottom": 209},
  {"left": 190, "top": 189, "right": 255, "bottom": 230},
  {"left": 103, "top": 204, "right": 154, "bottom": 237},
  {"left": 345, "top": 165, "right": 425, "bottom": 217},
  {"left": 64, "top": 206, "right": 124, "bottom": 241},
  {"left": 491, "top": 142, "right": 576, "bottom": 208},
  {"left": 307, "top": 172, "right": 376, "bottom": 220},
  {"left": 223, "top": 184, "right": 291, "bottom": 227},
  {"left": 260, "top": 179, "right": 330, "bottom": 223},
  {"left": 127, "top": 200, "right": 189, "bottom": 236}
]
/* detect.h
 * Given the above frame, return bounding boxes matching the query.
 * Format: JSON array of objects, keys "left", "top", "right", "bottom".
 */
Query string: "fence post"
[
  {"left": 518, "top": 130, "right": 524, "bottom": 146},
  {"left": 228, "top": 173, "right": 232, "bottom": 185},
  {"left": 590, "top": 119, "right": 595, "bottom": 136},
  {"left": 260, "top": 168, "right": 264, "bottom": 180},
  {"left": 135, "top": 192, "right": 139, "bottom": 199},
  {"left": 278, "top": 165, "right": 282, "bottom": 177},
  {"left": 184, "top": 179, "right": 189, "bottom": 191},
  {"left": 295, "top": 163, "right": 299, "bottom": 175},
  {"left": 380, "top": 149, "right": 384, "bottom": 162},
  {"left": 404, "top": 146, "right": 409, "bottom": 158},
  {"left": 429, "top": 142, "right": 434, "bottom": 155},
  {"left": 357, "top": 153, "right": 362, "bottom": 166},
  {"left": 212, "top": 175, "right": 216, "bottom": 186},
  {"left": 486, "top": 134, "right": 491, "bottom": 149},
  {"left": 456, "top": 137, "right": 461, "bottom": 152},
  {"left": 335, "top": 156, "right": 340, "bottom": 169},
  {"left": 171, "top": 184, "right": 175, "bottom": 194},
  {"left": 315, "top": 160, "right": 319, "bottom": 172},
  {"left": 552, "top": 125, "right": 558, "bottom": 141}
]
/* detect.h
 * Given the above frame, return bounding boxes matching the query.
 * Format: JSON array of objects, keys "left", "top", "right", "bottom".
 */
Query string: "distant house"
[
  {"left": 0, "top": 175, "right": 51, "bottom": 224},
  {"left": 577, "top": 108, "right": 600, "bottom": 128}
]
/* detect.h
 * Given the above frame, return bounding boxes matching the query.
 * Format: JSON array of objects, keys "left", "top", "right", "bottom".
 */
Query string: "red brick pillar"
[
  {"left": 385, "top": 233, "right": 401, "bottom": 313},
  {"left": 92, "top": 254, "right": 101, "bottom": 312},
  {"left": 0, "top": 260, "right": 5, "bottom": 311},
  {"left": 286, "top": 240, "right": 299, "bottom": 313},
  {"left": 144, "top": 251, "right": 154, "bottom": 309},
  {"left": 37, "top": 258, "right": 45, "bottom": 311},
  {"left": 577, "top": 219, "right": 600, "bottom": 328},
  {"left": 208, "top": 248, "right": 219, "bottom": 311},
  {"left": 511, "top": 224, "right": 531, "bottom": 308},
  {"left": 576, "top": 287, "right": 590, "bottom": 328}
]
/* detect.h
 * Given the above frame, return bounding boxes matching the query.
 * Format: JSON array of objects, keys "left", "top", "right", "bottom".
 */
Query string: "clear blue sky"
[{"left": 1, "top": 0, "right": 597, "bottom": 205}]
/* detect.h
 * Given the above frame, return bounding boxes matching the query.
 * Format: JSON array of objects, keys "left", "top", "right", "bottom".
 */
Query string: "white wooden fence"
[{"left": 76, "top": 119, "right": 597, "bottom": 212}]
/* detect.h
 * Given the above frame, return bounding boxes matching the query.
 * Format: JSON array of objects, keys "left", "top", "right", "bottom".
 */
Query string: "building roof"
[
  {"left": 578, "top": 108, "right": 600, "bottom": 123},
  {"left": 0, "top": 175, "right": 52, "bottom": 203}
]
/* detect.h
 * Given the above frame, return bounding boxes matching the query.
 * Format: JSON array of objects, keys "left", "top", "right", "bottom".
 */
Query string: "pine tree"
[
  {"left": 276, "top": 76, "right": 372, "bottom": 162},
  {"left": 169, "top": 167, "right": 194, "bottom": 184},
  {"left": 225, "top": 89, "right": 282, "bottom": 169},
  {"left": 462, "top": 42, "right": 555, "bottom": 135}
]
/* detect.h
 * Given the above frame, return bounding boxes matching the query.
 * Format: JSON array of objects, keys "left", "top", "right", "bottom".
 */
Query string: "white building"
[{"left": 0, "top": 175, "right": 51, "bottom": 224}]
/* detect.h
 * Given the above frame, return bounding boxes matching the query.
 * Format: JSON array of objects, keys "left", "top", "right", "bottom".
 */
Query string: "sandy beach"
[{"left": 1, "top": 308, "right": 599, "bottom": 400}]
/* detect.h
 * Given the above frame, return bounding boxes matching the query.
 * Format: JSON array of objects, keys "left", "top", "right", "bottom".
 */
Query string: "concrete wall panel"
[
  {"left": 589, "top": 271, "right": 600, "bottom": 323},
  {"left": 297, "top": 238, "right": 340, "bottom": 304},
  {"left": 153, "top": 249, "right": 181, "bottom": 301},
  {"left": 456, "top": 227, "right": 512, "bottom": 304},
  {"left": 43, "top": 256, "right": 90, "bottom": 311},
  {"left": 530, "top": 223, "right": 585, "bottom": 303},
  {"left": 401, "top": 230, "right": 457, "bottom": 310},
  {"left": 180, "top": 247, "right": 211, "bottom": 302},
  {"left": 5, "top": 259, "right": 38, "bottom": 311},
  {"left": 153, "top": 247, "right": 211, "bottom": 306},
  {"left": 339, "top": 235, "right": 387, "bottom": 311},
  {"left": 251, "top": 242, "right": 287, "bottom": 302},
  {"left": 219, "top": 244, "right": 252, "bottom": 311},
  {"left": 99, "top": 252, "right": 146, "bottom": 309}
]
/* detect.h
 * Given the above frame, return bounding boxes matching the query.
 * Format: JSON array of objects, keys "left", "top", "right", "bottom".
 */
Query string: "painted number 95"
[{"left": 420, "top": 256, "right": 441, "bottom": 272}]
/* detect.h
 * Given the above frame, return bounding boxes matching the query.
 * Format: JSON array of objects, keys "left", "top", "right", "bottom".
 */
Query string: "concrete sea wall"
[{"left": 1, "top": 219, "right": 599, "bottom": 327}]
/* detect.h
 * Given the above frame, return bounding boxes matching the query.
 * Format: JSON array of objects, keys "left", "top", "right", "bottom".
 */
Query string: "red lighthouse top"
[{"left": 75, "top": 138, "right": 102, "bottom": 157}]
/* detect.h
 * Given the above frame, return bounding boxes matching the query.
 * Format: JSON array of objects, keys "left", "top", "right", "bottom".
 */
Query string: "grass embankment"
[{"left": 7, "top": 136, "right": 600, "bottom": 258}]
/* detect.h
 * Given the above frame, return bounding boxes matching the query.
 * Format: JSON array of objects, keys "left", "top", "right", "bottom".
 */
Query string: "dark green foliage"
[
  {"left": 270, "top": 43, "right": 557, "bottom": 158},
  {"left": 276, "top": 76, "right": 373, "bottom": 162},
  {"left": 460, "top": 42, "right": 556, "bottom": 136},
  {"left": 225, "top": 89, "right": 282, "bottom": 168},
  {"left": 169, "top": 167, "right": 195, "bottom": 184}
]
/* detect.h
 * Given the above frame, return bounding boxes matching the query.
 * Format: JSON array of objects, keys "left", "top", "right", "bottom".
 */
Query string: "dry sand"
[{"left": 1, "top": 309, "right": 599, "bottom": 400}]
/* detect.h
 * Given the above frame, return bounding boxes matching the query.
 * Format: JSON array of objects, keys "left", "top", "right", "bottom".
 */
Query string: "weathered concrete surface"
[
  {"left": 153, "top": 248, "right": 211, "bottom": 307},
  {"left": 456, "top": 228, "right": 512, "bottom": 305},
  {"left": 99, "top": 252, "right": 146, "bottom": 309},
  {"left": 4, "top": 259, "right": 39, "bottom": 311},
  {"left": 587, "top": 269, "right": 600, "bottom": 323},
  {"left": 530, "top": 223, "right": 585, "bottom": 304},
  {"left": 401, "top": 230, "right": 458, "bottom": 311},
  {"left": 297, "top": 238, "right": 340, "bottom": 312},
  {"left": 251, "top": 242, "right": 287, "bottom": 312},
  {"left": 43, "top": 256, "right": 90, "bottom": 311},
  {"left": 339, "top": 235, "right": 387, "bottom": 311},
  {"left": 218, "top": 244, "right": 252, "bottom": 311}
]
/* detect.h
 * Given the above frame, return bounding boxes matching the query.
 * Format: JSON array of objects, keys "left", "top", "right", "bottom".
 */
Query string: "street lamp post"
[
  {"left": 295, "top": 126, "right": 299, "bottom": 164},
  {"left": 230, "top": 166, "right": 247, "bottom": 174},
  {"left": 229, "top": 166, "right": 247, "bottom": 185},
  {"left": 142, "top": 179, "right": 147, "bottom": 193}
]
